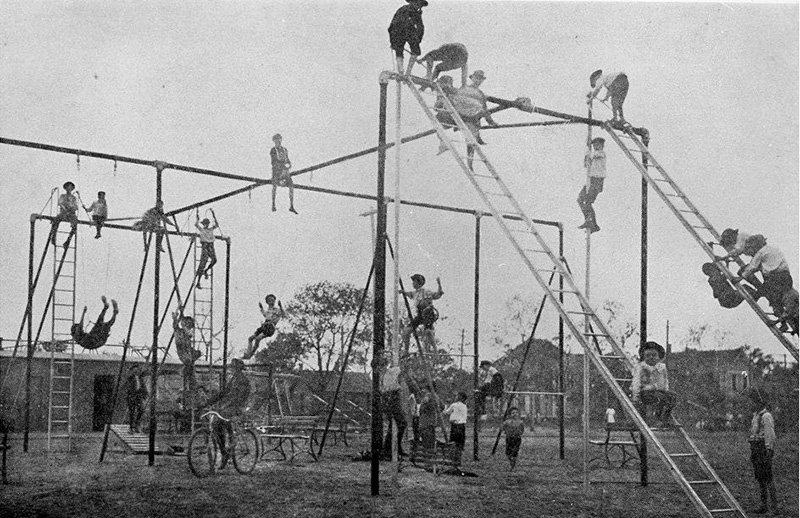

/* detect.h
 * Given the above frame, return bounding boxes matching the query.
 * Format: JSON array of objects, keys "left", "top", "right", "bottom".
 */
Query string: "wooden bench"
[
  {"left": 589, "top": 422, "right": 642, "bottom": 467},
  {"left": 404, "top": 440, "right": 462, "bottom": 475},
  {"left": 256, "top": 416, "right": 319, "bottom": 463}
]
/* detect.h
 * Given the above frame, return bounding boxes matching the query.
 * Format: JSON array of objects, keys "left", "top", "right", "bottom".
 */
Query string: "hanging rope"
[{"left": 99, "top": 233, "right": 153, "bottom": 462}]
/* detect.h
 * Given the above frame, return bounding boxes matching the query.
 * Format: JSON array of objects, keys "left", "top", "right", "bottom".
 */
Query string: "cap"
[
  {"left": 719, "top": 228, "right": 738, "bottom": 248},
  {"left": 410, "top": 274, "right": 426, "bottom": 285},
  {"left": 265, "top": 294, "right": 277, "bottom": 302},
  {"left": 201, "top": 218, "right": 210, "bottom": 224},
  {"left": 63, "top": 181, "right": 75, "bottom": 190},
  {"left": 591, "top": 137, "right": 605, "bottom": 145},
  {"left": 590, "top": 69, "right": 603, "bottom": 85}
]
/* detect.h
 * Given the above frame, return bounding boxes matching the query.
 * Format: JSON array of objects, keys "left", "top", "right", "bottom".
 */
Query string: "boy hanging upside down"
[
  {"left": 243, "top": 294, "right": 285, "bottom": 360},
  {"left": 400, "top": 274, "right": 443, "bottom": 354},
  {"left": 71, "top": 296, "right": 118, "bottom": 350}
]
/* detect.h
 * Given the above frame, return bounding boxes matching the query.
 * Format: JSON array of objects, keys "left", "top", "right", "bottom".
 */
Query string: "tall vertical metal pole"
[
  {"left": 639, "top": 133, "right": 651, "bottom": 487},
  {"left": 371, "top": 76, "right": 389, "bottom": 496},
  {"left": 222, "top": 237, "right": 231, "bottom": 392},
  {"left": 472, "top": 213, "right": 481, "bottom": 461},
  {"left": 23, "top": 216, "right": 36, "bottom": 452},
  {"left": 390, "top": 73, "right": 403, "bottom": 473},
  {"left": 582, "top": 105, "right": 593, "bottom": 492},
  {"left": 558, "top": 224, "right": 565, "bottom": 460},
  {"left": 148, "top": 164, "right": 164, "bottom": 466}
]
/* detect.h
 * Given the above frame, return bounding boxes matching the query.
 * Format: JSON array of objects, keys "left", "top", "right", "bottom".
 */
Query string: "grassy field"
[{"left": 0, "top": 427, "right": 797, "bottom": 518}]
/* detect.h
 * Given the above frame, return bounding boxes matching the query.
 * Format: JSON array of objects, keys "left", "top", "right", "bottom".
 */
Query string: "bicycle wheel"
[
  {"left": 232, "top": 429, "right": 259, "bottom": 474},
  {"left": 188, "top": 428, "right": 219, "bottom": 478}
]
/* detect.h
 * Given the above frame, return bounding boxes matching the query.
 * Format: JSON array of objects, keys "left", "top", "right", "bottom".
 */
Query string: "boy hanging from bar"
[
  {"left": 133, "top": 200, "right": 177, "bottom": 253},
  {"left": 173, "top": 310, "right": 202, "bottom": 395},
  {"left": 243, "top": 294, "right": 285, "bottom": 360},
  {"left": 388, "top": 0, "right": 427, "bottom": 76},
  {"left": 49, "top": 181, "right": 79, "bottom": 249},
  {"left": 400, "top": 274, "right": 443, "bottom": 355},
  {"left": 194, "top": 210, "right": 219, "bottom": 290},
  {"left": 83, "top": 191, "right": 108, "bottom": 239},
  {"left": 270, "top": 133, "right": 298, "bottom": 214},
  {"left": 71, "top": 296, "right": 119, "bottom": 350},
  {"left": 578, "top": 136, "right": 606, "bottom": 234}
]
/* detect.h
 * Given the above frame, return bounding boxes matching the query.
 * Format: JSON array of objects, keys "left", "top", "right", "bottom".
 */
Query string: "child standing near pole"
[
  {"left": 578, "top": 137, "right": 606, "bottom": 233},
  {"left": 443, "top": 391, "right": 468, "bottom": 451},
  {"left": 388, "top": 0, "right": 427, "bottom": 76},
  {"left": 502, "top": 407, "right": 525, "bottom": 470},
  {"left": 746, "top": 388, "right": 778, "bottom": 515},
  {"left": 84, "top": 191, "right": 108, "bottom": 239}
]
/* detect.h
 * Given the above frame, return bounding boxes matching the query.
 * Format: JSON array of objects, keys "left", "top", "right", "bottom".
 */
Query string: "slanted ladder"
[
  {"left": 401, "top": 73, "right": 746, "bottom": 517},
  {"left": 606, "top": 126, "right": 798, "bottom": 360},
  {"left": 48, "top": 226, "right": 77, "bottom": 452}
]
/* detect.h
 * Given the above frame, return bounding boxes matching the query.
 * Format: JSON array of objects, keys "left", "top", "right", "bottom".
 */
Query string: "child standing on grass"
[
  {"left": 84, "top": 191, "right": 108, "bottom": 239},
  {"left": 631, "top": 341, "right": 677, "bottom": 428},
  {"left": 502, "top": 407, "right": 524, "bottom": 470},
  {"left": 746, "top": 388, "right": 778, "bottom": 515},
  {"left": 443, "top": 391, "right": 468, "bottom": 451},
  {"left": 418, "top": 386, "right": 438, "bottom": 454}
]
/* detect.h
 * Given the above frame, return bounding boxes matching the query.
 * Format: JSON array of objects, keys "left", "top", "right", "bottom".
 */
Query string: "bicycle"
[{"left": 187, "top": 410, "right": 259, "bottom": 477}]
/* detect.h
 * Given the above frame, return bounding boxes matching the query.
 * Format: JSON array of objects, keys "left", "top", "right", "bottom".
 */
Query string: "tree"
[{"left": 285, "top": 281, "right": 373, "bottom": 395}]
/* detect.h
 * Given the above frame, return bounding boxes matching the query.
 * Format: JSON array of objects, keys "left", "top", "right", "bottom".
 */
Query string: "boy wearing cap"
[
  {"left": 84, "top": 191, "right": 108, "bottom": 239},
  {"left": 417, "top": 43, "right": 468, "bottom": 87},
  {"left": 631, "top": 341, "right": 677, "bottom": 428},
  {"left": 388, "top": 0, "right": 427, "bottom": 76},
  {"left": 735, "top": 235, "right": 795, "bottom": 329},
  {"left": 578, "top": 136, "right": 606, "bottom": 233},
  {"left": 194, "top": 212, "right": 219, "bottom": 289},
  {"left": 586, "top": 70, "right": 629, "bottom": 124},
  {"left": 49, "top": 181, "right": 79, "bottom": 248},
  {"left": 71, "top": 296, "right": 119, "bottom": 350},
  {"left": 244, "top": 294, "right": 285, "bottom": 359},
  {"left": 399, "top": 274, "right": 443, "bottom": 353},
  {"left": 716, "top": 228, "right": 753, "bottom": 262},
  {"left": 270, "top": 133, "right": 297, "bottom": 214},
  {"left": 746, "top": 388, "right": 778, "bottom": 515},
  {"left": 459, "top": 70, "right": 499, "bottom": 170}
]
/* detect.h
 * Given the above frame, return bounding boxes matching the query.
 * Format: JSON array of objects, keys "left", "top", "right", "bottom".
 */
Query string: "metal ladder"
[
  {"left": 605, "top": 126, "right": 798, "bottom": 360},
  {"left": 403, "top": 74, "right": 746, "bottom": 517},
  {"left": 192, "top": 240, "right": 214, "bottom": 363},
  {"left": 48, "top": 225, "right": 77, "bottom": 452}
]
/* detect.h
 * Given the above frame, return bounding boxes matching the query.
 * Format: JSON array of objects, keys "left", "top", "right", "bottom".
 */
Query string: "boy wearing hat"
[
  {"left": 417, "top": 43, "right": 468, "bottom": 87},
  {"left": 717, "top": 228, "right": 753, "bottom": 262},
  {"left": 71, "top": 295, "right": 119, "bottom": 350},
  {"left": 399, "top": 274, "right": 443, "bottom": 353},
  {"left": 735, "top": 235, "right": 795, "bottom": 329},
  {"left": 746, "top": 388, "right": 778, "bottom": 514},
  {"left": 84, "top": 191, "right": 108, "bottom": 239},
  {"left": 270, "top": 133, "right": 297, "bottom": 214},
  {"left": 631, "top": 341, "right": 677, "bottom": 428},
  {"left": 388, "top": 0, "right": 427, "bottom": 76},
  {"left": 244, "top": 294, "right": 285, "bottom": 359},
  {"left": 459, "top": 70, "right": 499, "bottom": 170},
  {"left": 49, "top": 181, "right": 79, "bottom": 248},
  {"left": 578, "top": 136, "right": 606, "bottom": 233},
  {"left": 194, "top": 211, "right": 219, "bottom": 289},
  {"left": 586, "top": 70, "right": 629, "bottom": 124}
]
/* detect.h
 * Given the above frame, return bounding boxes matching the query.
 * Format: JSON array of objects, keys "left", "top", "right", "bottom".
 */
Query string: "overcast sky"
[{"left": 0, "top": 1, "right": 797, "bottom": 365}]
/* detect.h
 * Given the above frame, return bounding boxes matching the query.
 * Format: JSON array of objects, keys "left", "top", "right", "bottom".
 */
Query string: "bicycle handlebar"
[{"left": 200, "top": 410, "right": 230, "bottom": 422}]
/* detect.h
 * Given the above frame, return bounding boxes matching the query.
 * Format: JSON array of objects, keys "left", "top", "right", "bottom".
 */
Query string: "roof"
[{"left": 1, "top": 346, "right": 190, "bottom": 366}]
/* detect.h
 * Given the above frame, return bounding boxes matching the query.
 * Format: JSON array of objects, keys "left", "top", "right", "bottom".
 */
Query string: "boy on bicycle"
[{"left": 204, "top": 358, "right": 251, "bottom": 467}]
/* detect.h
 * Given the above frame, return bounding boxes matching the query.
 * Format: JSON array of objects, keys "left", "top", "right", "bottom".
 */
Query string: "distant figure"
[
  {"left": 502, "top": 407, "right": 525, "bottom": 471},
  {"left": 388, "top": 0, "right": 427, "bottom": 76},
  {"left": 578, "top": 136, "right": 606, "bottom": 234},
  {"left": 736, "top": 234, "right": 795, "bottom": 330},
  {"left": 125, "top": 366, "right": 148, "bottom": 433},
  {"left": 408, "top": 388, "right": 421, "bottom": 442},
  {"left": 71, "top": 296, "right": 118, "bottom": 350},
  {"left": 49, "top": 181, "right": 79, "bottom": 249},
  {"left": 702, "top": 262, "right": 752, "bottom": 309},
  {"left": 194, "top": 212, "right": 219, "bottom": 289},
  {"left": 586, "top": 69, "right": 629, "bottom": 124},
  {"left": 399, "top": 274, "right": 443, "bottom": 354},
  {"left": 270, "top": 133, "right": 297, "bottom": 214},
  {"left": 605, "top": 407, "right": 616, "bottom": 426},
  {"left": 418, "top": 43, "right": 468, "bottom": 87},
  {"left": 380, "top": 353, "right": 408, "bottom": 459},
  {"left": 173, "top": 311, "right": 201, "bottom": 393},
  {"left": 459, "top": 70, "right": 499, "bottom": 170},
  {"left": 418, "top": 386, "right": 438, "bottom": 453},
  {"left": 84, "top": 191, "right": 108, "bottom": 239},
  {"left": 204, "top": 358, "right": 251, "bottom": 469},
  {"left": 746, "top": 388, "right": 778, "bottom": 515},
  {"left": 631, "top": 341, "right": 677, "bottom": 428},
  {"left": 443, "top": 391, "right": 468, "bottom": 451},
  {"left": 476, "top": 360, "right": 505, "bottom": 418},
  {"left": 133, "top": 201, "right": 177, "bottom": 253},
  {"left": 244, "top": 294, "right": 285, "bottom": 360}
]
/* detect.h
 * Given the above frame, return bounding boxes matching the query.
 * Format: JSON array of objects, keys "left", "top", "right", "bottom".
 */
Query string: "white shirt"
[
  {"left": 631, "top": 361, "right": 669, "bottom": 400},
  {"left": 381, "top": 365, "right": 401, "bottom": 392},
  {"left": 605, "top": 408, "right": 616, "bottom": 424},
  {"left": 481, "top": 366, "right": 498, "bottom": 384},
  {"left": 260, "top": 305, "right": 282, "bottom": 323},
  {"left": 750, "top": 409, "right": 776, "bottom": 449},
  {"left": 87, "top": 199, "right": 108, "bottom": 218},
  {"left": 589, "top": 71, "right": 626, "bottom": 101},
  {"left": 724, "top": 232, "right": 752, "bottom": 258},
  {"left": 444, "top": 401, "right": 468, "bottom": 424},
  {"left": 743, "top": 245, "right": 789, "bottom": 277},
  {"left": 585, "top": 149, "right": 607, "bottom": 178},
  {"left": 195, "top": 222, "right": 217, "bottom": 243}
]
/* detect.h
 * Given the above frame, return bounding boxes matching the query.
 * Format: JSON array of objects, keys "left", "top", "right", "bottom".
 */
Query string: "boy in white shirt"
[
  {"left": 631, "top": 341, "right": 677, "bottom": 428},
  {"left": 735, "top": 234, "right": 795, "bottom": 331},
  {"left": 586, "top": 69, "right": 629, "bottom": 124},
  {"left": 194, "top": 212, "right": 219, "bottom": 289},
  {"left": 84, "top": 191, "right": 108, "bottom": 239},
  {"left": 443, "top": 391, "right": 468, "bottom": 451},
  {"left": 244, "top": 294, "right": 285, "bottom": 359},
  {"left": 399, "top": 274, "right": 443, "bottom": 353},
  {"left": 578, "top": 137, "right": 606, "bottom": 233}
]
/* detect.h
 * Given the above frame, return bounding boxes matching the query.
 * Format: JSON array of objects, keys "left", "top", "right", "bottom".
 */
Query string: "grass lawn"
[{"left": 0, "top": 427, "right": 797, "bottom": 517}]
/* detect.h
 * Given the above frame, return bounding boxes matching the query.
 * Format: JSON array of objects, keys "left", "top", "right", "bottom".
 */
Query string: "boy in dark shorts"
[
  {"left": 84, "top": 191, "right": 108, "bottom": 239},
  {"left": 388, "top": 0, "right": 427, "bottom": 76},
  {"left": 270, "top": 134, "right": 297, "bottom": 214},
  {"left": 400, "top": 274, "right": 443, "bottom": 354},
  {"left": 71, "top": 296, "right": 118, "bottom": 350},
  {"left": 49, "top": 181, "right": 79, "bottom": 248},
  {"left": 502, "top": 407, "right": 525, "bottom": 470},
  {"left": 194, "top": 212, "right": 219, "bottom": 289},
  {"left": 244, "top": 294, "right": 285, "bottom": 360}
]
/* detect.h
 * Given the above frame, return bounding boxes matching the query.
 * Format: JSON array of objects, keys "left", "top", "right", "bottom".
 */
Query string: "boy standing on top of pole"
[
  {"left": 586, "top": 69, "right": 629, "bottom": 125},
  {"left": 388, "top": 0, "right": 427, "bottom": 76},
  {"left": 270, "top": 133, "right": 297, "bottom": 214},
  {"left": 578, "top": 137, "right": 606, "bottom": 233}
]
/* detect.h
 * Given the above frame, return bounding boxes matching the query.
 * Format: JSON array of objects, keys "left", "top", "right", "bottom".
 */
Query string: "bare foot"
[
  {"left": 289, "top": 207, "right": 298, "bottom": 214},
  {"left": 101, "top": 295, "right": 109, "bottom": 308},
  {"left": 111, "top": 299, "right": 119, "bottom": 313}
]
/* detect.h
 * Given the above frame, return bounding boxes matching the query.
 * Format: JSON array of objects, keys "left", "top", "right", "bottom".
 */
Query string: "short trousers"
[{"left": 255, "top": 321, "right": 276, "bottom": 337}]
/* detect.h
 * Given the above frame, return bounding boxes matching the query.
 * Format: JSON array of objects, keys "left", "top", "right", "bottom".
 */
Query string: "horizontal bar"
[{"left": 33, "top": 215, "right": 229, "bottom": 242}]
